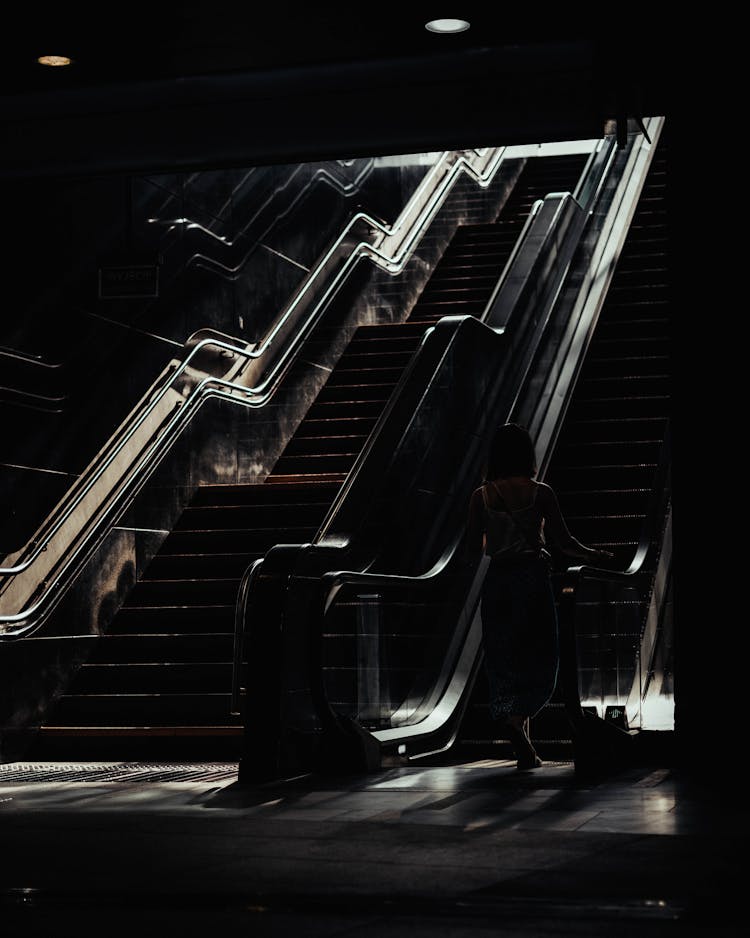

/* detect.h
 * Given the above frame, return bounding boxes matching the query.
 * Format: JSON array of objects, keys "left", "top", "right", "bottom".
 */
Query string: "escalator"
[
  {"left": 457, "top": 142, "right": 669, "bottom": 763},
  {"left": 29, "top": 154, "right": 588, "bottom": 759},
  {"left": 239, "top": 122, "right": 667, "bottom": 783}
]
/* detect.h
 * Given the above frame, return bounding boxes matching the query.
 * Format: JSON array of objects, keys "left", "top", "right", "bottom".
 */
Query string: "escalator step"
[
  {"left": 583, "top": 355, "right": 670, "bottom": 378},
  {"left": 576, "top": 375, "right": 670, "bottom": 398},
  {"left": 569, "top": 395, "right": 670, "bottom": 420}
]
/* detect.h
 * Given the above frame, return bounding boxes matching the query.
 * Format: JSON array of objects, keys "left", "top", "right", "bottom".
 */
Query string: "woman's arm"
[{"left": 537, "top": 483, "right": 613, "bottom": 560}]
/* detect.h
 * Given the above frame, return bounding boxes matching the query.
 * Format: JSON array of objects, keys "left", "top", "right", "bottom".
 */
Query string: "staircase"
[{"left": 32, "top": 154, "right": 588, "bottom": 759}]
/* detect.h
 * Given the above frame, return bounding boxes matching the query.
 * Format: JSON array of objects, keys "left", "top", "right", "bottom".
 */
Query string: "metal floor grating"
[{"left": 0, "top": 762, "right": 238, "bottom": 784}]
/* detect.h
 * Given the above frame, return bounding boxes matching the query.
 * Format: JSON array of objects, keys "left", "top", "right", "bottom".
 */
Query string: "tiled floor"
[{"left": 0, "top": 757, "right": 745, "bottom": 936}]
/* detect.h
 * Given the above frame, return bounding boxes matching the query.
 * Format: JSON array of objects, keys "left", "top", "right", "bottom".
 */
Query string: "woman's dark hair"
[{"left": 487, "top": 423, "right": 537, "bottom": 479}]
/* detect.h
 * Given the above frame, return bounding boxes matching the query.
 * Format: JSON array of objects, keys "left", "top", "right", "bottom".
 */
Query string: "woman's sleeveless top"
[{"left": 481, "top": 482, "right": 545, "bottom": 559}]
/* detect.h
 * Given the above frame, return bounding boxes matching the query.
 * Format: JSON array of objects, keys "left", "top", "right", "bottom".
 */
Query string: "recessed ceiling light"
[
  {"left": 425, "top": 18, "right": 470, "bottom": 33},
  {"left": 37, "top": 55, "right": 72, "bottom": 67}
]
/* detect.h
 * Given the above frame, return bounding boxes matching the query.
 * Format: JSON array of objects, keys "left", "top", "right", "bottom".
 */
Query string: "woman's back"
[{"left": 481, "top": 478, "right": 544, "bottom": 558}]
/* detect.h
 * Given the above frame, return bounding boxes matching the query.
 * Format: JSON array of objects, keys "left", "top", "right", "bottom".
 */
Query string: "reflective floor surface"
[{"left": 0, "top": 757, "right": 745, "bottom": 936}]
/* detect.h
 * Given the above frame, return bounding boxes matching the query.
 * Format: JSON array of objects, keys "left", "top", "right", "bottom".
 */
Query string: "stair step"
[
  {"left": 90, "top": 633, "right": 235, "bottom": 663},
  {"left": 293, "top": 417, "right": 378, "bottom": 438},
  {"left": 113, "top": 605, "right": 235, "bottom": 633},
  {"left": 273, "top": 453, "right": 359, "bottom": 474},
  {"left": 189, "top": 480, "right": 341, "bottom": 507},
  {"left": 71, "top": 662, "right": 235, "bottom": 694},
  {"left": 176, "top": 504, "right": 327, "bottom": 528},
  {"left": 325, "top": 366, "right": 406, "bottom": 386},
  {"left": 304, "top": 400, "right": 388, "bottom": 420},
  {"left": 162, "top": 527, "right": 313, "bottom": 554},
  {"left": 315, "top": 382, "right": 397, "bottom": 403},
  {"left": 127, "top": 578, "right": 241, "bottom": 606},
  {"left": 282, "top": 434, "right": 369, "bottom": 457},
  {"left": 146, "top": 553, "right": 263, "bottom": 579},
  {"left": 49, "top": 693, "right": 237, "bottom": 725}
]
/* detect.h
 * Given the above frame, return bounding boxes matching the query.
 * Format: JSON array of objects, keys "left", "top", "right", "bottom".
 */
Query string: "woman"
[{"left": 466, "top": 424, "right": 611, "bottom": 769}]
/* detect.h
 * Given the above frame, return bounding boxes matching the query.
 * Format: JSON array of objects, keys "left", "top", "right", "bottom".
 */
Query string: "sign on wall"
[{"left": 98, "top": 264, "right": 159, "bottom": 299}]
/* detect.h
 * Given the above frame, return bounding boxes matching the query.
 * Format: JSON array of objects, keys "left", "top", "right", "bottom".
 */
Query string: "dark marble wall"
[{"left": 0, "top": 153, "right": 438, "bottom": 554}]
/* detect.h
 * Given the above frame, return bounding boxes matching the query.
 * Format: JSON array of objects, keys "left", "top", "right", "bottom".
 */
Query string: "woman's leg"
[{"left": 505, "top": 714, "right": 543, "bottom": 769}]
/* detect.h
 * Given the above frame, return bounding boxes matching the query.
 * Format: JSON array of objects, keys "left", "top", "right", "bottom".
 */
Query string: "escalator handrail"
[
  {"left": 231, "top": 557, "right": 264, "bottom": 715},
  {"left": 0, "top": 146, "right": 508, "bottom": 631},
  {"left": 561, "top": 424, "right": 672, "bottom": 590},
  {"left": 557, "top": 428, "right": 672, "bottom": 725}
]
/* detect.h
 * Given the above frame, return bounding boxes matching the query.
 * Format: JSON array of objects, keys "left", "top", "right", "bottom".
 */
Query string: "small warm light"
[
  {"left": 425, "top": 18, "right": 470, "bottom": 33},
  {"left": 37, "top": 55, "right": 72, "bottom": 67}
]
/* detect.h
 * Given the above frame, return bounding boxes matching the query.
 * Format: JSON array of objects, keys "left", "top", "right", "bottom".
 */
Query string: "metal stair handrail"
[{"left": 0, "top": 146, "right": 508, "bottom": 635}]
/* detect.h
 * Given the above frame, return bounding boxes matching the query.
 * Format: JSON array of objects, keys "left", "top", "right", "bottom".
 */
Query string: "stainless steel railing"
[{"left": 0, "top": 146, "right": 508, "bottom": 636}]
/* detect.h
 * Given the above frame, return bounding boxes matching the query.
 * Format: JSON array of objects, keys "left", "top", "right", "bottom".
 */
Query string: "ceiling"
[{"left": 0, "top": 5, "right": 670, "bottom": 179}]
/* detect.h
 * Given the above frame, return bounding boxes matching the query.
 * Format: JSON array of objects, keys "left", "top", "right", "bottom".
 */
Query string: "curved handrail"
[
  {"left": 231, "top": 557, "right": 264, "bottom": 715},
  {"left": 557, "top": 429, "right": 672, "bottom": 720},
  {"left": 562, "top": 425, "right": 672, "bottom": 591},
  {"left": 0, "top": 146, "right": 508, "bottom": 634}
]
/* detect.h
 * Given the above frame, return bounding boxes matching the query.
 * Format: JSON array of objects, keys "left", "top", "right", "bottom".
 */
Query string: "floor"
[{"left": 0, "top": 756, "right": 744, "bottom": 936}]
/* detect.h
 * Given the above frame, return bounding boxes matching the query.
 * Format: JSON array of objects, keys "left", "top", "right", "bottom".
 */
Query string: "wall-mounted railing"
[
  {"left": 156, "top": 159, "right": 377, "bottom": 279},
  {"left": 0, "top": 146, "right": 508, "bottom": 638}
]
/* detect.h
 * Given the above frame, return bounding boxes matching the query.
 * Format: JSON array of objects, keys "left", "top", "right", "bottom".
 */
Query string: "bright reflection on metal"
[
  {"left": 641, "top": 695, "right": 675, "bottom": 731},
  {"left": 37, "top": 55, "right": 72, "bottom": 66},
  {"left": 425, "top": 18, "right": 470, "bottom": 33}
]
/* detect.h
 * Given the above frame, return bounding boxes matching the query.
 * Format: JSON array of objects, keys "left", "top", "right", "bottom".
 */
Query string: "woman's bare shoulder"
[{"left": 534, "top": 482, "right": 556, "bottom": 503}]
